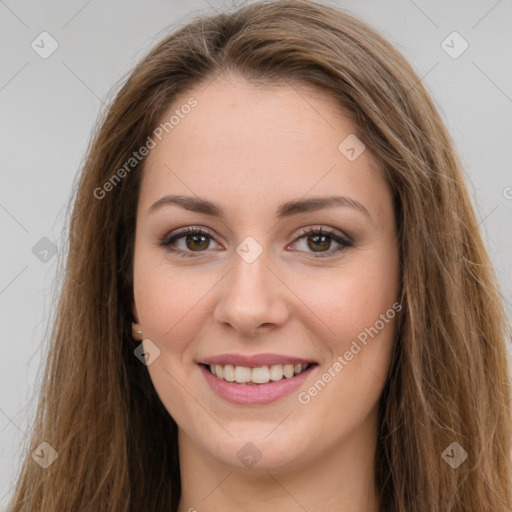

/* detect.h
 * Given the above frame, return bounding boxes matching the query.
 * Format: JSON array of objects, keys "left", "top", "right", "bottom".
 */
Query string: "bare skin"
[{"left": 131, "top": 72, "right": 400, "bottom": 511}]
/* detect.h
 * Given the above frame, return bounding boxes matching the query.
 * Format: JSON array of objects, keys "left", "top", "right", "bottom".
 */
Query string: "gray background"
[{"left": 1, "top": 0, "right": 511, "bottom": 506}]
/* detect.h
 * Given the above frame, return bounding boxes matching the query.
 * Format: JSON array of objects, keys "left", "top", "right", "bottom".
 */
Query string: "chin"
[{"left": 196, "top": 426, "right": 314, "bottom": 473}]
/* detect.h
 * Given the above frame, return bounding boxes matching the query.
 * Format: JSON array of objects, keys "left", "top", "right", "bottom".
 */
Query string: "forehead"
[
  {"left": 139, "top": 74, "right": 388, "bottom": 219},
  {"left": 160, "top": 74, "right": 352, "bottom": 155}
]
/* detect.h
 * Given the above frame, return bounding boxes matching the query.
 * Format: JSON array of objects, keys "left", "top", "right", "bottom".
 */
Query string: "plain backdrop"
[{"left": 1, "top": 0, "right": 511, "bottom": 506}]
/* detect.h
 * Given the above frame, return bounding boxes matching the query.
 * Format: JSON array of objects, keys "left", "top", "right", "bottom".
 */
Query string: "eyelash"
[{"left": 158, "top": 225, "right": 353, "bottom": 259}]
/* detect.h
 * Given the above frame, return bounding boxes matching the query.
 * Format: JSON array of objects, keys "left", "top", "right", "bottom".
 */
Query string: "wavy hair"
[{"left": 7, "top": 1, "right": 511, "bottom": 510}]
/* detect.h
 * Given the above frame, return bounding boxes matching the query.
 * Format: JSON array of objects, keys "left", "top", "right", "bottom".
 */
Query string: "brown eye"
[
  {"left": 160, "top": 227, "right": 220, "bottom": 257},
  {"left": 306, "top": 233, "right": 332, "bottom": 252},
  {"left": 183, "top": 233, "right": 210, "bottom": 251},
  {"left": 291, "top": 226, "right": 353, "bottom": 258}
]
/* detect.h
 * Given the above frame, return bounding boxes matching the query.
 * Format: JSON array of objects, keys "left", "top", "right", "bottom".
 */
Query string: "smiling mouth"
[{"left": 202, "top": 362, "right": 316, "bottom": 385}]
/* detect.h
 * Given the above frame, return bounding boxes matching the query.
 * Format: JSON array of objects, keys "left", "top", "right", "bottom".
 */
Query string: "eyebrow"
[{"left": 149, "top": 194, "right": 371, "bottom": 220}]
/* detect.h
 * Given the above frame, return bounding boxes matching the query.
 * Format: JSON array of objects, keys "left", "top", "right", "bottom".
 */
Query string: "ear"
[{"left": 131, "top": 301, "right": 143, "bottom": 340}]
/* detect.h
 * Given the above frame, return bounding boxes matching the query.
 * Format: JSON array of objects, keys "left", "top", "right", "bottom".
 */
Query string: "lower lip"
[{"left": 199, "top": 364, "right": 316, "bottom": 405}]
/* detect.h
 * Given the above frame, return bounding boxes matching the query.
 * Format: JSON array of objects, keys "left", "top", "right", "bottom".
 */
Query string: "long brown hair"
[{"left": 7, "top": 1, "right": 511, "bottom": 510}]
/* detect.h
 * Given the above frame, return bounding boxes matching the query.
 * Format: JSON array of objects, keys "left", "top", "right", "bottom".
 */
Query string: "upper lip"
[{"left": 199, "top": 353, "right": 316, "bottom": 368}]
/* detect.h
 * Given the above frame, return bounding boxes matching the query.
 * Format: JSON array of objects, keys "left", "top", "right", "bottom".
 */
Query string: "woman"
[{"left": 7, "top": 0, "right": 511, "bottom": 510}]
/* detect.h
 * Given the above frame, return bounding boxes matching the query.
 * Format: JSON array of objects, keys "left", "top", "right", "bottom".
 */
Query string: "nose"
[{"left": 213, "top": 248, "right": 290, "bottom": 337}]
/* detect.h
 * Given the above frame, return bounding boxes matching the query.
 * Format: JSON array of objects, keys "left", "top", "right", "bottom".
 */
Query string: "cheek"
[
  {"left": 132, "top": 257, "right": 207, "bottom": 416},
  {"left": 307, "top": 249, "right": 400, "bottom": 354},
  {"left": 133, "top": 253, "right": 205, "bottom": 353},
  {"left": 292, "top": 254, "right": 400, "bottom": 437}
]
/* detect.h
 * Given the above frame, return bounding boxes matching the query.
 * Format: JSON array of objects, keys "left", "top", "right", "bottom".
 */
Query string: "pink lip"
[
  {"left": 199, "top": 363, "right": 317, "bottom": 405},
  {"left": 200, "top": 353, "right": 315, "bottom": 367}
]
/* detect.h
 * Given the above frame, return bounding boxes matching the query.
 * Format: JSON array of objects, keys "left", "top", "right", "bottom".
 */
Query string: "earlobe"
[
  {"left": 131, "top": 301, "right": 142, "bottom": 339},
  {"left": 131, "top": 322, "right": 143, "bottom": 339}
]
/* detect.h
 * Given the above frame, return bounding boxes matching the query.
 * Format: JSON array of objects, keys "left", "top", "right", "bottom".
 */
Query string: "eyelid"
[
  {"left": 158, "top": 225, "right": 223, "bottom": 252},
  {"left": 288, "top": 225, "right": 353, "bottom": 259},
  {"left": 292, "top": 225, "right": 353, "bottom": 244}
]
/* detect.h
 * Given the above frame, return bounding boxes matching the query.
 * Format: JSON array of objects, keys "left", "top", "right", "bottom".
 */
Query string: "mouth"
[
  {"left": 197, "top": 356, "right": 318, "bottom": 405},
  {"left": 202, "top": 362, "right": 314, "bottom": 384}
]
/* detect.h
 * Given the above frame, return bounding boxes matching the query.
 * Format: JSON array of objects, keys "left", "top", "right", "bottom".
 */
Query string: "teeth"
[
  {"left": 215, "top": 364, "right": 223, "bottom": 379},
  {"left": 208, "top": 363, "right": 311, "bottom": 384},
  {"left": 251, "top": 366, "right": 270, "bottom": 384},
  {"left": 283, "top": 364, "right": 295, "bottom": 378},
  {"left": 223, "top": 364, "right": 235, "bottom": 382},
  {"left": 234, "top": 366, "right": 251, "bottom": 383},
  {"left": 269, "top": 364, "right": 283, "bottom": 381}
]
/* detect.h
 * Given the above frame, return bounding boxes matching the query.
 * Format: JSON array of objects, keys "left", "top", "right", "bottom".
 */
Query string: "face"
[{"left": 132, "top": 73, "right": 400, "bottom": 472}]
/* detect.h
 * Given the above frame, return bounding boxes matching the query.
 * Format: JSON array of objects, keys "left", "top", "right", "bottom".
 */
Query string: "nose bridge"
[
  {"left": 227, "top": 244, "right": 272, "bottom": 306},
  {"left": 213, "top": 241, "right": 288, "bottom": 333},
  {"left": 234, "top": 243, "right": 268, "bottom": 287}
]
